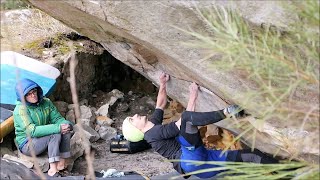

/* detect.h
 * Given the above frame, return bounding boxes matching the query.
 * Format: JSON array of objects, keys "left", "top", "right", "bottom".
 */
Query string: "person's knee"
[
  {"left": 181, "top": 111, "right": 195, "bottom": 134},
  {"left": 181, "top": 111, "right": 191, "bottom": 123}
]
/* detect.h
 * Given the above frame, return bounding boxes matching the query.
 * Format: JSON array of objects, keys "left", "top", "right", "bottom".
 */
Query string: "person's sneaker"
[
  {"left": 224, "top": 105, "right": 244, "bottom": 118},
  {"left": 45, "top": 172, "right": 62, "bottom": 179}
]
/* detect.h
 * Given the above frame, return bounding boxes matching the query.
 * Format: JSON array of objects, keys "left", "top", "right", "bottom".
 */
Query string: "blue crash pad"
[{"left": 1, "top": 64, "right": 57, "bottom": 105}]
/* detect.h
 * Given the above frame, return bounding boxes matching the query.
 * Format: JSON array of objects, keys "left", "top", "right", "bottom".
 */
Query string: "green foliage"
[
  {"left": 23, "top": 38, "right": 45, "bottom": 55},
  {"left": 23, "top": 33, "right": 75, "bottom": 56},
  {"left": 1, "top": 0, "right": 29, "bottom": 10},
  {"left": 52, "top": 34, "right": 71, "bottom": 54}
]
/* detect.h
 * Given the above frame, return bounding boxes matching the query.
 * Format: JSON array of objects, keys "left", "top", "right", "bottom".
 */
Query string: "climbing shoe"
[{"left": 224, "top": 105, "right": 245, "bottom": 118}]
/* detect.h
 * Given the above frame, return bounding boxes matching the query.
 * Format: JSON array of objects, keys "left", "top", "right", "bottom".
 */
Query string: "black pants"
[
  {"left": 227, "top": 149, "right": 278, "bottom": 164},
  {"left": 179, "top": 110, "right": 226, "bottom": 148},
  {"left": 179, "top": 110, "right": 278, "bottom": 164}
]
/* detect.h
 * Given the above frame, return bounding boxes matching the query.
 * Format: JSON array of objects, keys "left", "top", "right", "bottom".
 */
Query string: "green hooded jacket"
[
  {"left": 14, "top": 98, "right": 71, "bottom": 147},
  {"left": 13, "top": 79, "right": 71, "bottom": 148}
]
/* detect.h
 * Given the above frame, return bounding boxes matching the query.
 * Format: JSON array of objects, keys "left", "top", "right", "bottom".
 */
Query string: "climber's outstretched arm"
[{"left": 155, "top": 72, "right": 170, "bottom": 110}]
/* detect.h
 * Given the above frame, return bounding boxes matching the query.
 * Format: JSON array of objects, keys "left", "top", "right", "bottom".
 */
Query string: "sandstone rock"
[
  {"left": 169, "top": 100, "right": 184, "bottom": 113},
  {"left": 79, "top": 105, "right": 96, "bottom": 128},
  {"left": 96, "top": 103, "right": 110, "bottom": 117},
  {"left": 18, "top": 151, "right": 49, "bottom": 172},
  {"left": 66, "top": 109, "right": 76, "bottom": 124},
  {"left": 80, "top": 105, "right": 95, "bottom": 120},
  {"left": 98, "top": 126, "right": 117, "bottom": 140},
  {"left": 53, "top": 101, "right": 69, "bottom": 117},
  {"left": 90, "top": 107, "right": 97, "bottom": 112},
  {"left": 3, "top": 154, "right": 34, "bottom": 169},
  {"left": 107, "top": 89, "right": 124, "bottom": 106},
  {"left": 67, "top": 131, "right": 86, "bottom": 171},
  {"left": 95, "top": 124, "right": 101, "bottom": 132},
  {"left": 163, "top": 109, "right": 174, "bottom": 119},
  {"left": 74, "top": 124, "right": 100, "bottom": 142},
  {"left": 205, "top": 124, "right": 221, "bottom": 143},
  {"left": 139, "top": 96, "right": 155, "bottom": 110},
  {"left": 96, "top": 116, "right": 114, "bottom": 126},
  {"left": 78, "top": 118, "right": 94, "bottom": 128}
]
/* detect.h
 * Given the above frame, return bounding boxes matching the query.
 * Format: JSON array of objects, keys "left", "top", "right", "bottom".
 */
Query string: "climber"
[{"left": 122, "top": 73, "right": 278, "bottom": 178}]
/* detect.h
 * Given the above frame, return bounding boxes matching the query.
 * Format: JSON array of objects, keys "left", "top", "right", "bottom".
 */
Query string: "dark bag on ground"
[{"left": 110, "top": 134, "right": 151, "bottom": 154}]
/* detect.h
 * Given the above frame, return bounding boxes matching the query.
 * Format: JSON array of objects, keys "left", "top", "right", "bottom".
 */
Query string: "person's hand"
[
  {"left": 60, "top": 124, "right": 71, "bottom": 134},
  {"left": 186, "top": 82, "right": 199, "bottom": 111},
  {"left": 189, "top": 82, "right": 199, "bottom": 101},
  {"left": 159, "top": 72, "right": 170, "bottom": 85},
  {"left": 223, "top": 105, "right": 245, "bottom": 118}
]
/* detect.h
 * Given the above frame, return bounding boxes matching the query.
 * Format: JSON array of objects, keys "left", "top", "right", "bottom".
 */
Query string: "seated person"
[
  {"left": 14, "top": 78, "right": 73, "bottom": 177},
  {"left": 122, "top": 73, "right": 278, "bottom": 178}
]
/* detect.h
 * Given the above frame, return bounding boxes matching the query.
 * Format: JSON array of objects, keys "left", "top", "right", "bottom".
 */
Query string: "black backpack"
[{"left": 109, "top": 134, "right": 151, "bottom": 154}]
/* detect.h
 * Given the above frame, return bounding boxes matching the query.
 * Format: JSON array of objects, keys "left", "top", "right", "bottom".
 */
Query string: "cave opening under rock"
[{"left": 52, "top": 49, "right": 157, "bottom": 106}]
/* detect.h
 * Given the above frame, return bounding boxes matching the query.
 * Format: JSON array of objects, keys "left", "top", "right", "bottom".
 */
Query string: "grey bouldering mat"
[{"left": 0, "top": 107, "right": 12, "bottom": 123}]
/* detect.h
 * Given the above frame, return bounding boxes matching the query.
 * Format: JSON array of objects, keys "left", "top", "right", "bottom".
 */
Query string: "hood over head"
[{"left": 15, "top": 78, "right": 44, "bottom": 106}]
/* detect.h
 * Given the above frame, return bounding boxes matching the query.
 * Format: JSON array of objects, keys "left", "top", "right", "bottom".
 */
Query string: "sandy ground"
[{"left": 72, "top": 140, "right": 175, "bottom": 177}]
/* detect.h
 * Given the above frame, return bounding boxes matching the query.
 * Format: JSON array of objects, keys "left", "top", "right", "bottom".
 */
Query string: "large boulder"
[{"left": 25, "top": 0, "right": 319, "bottom": 162}]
